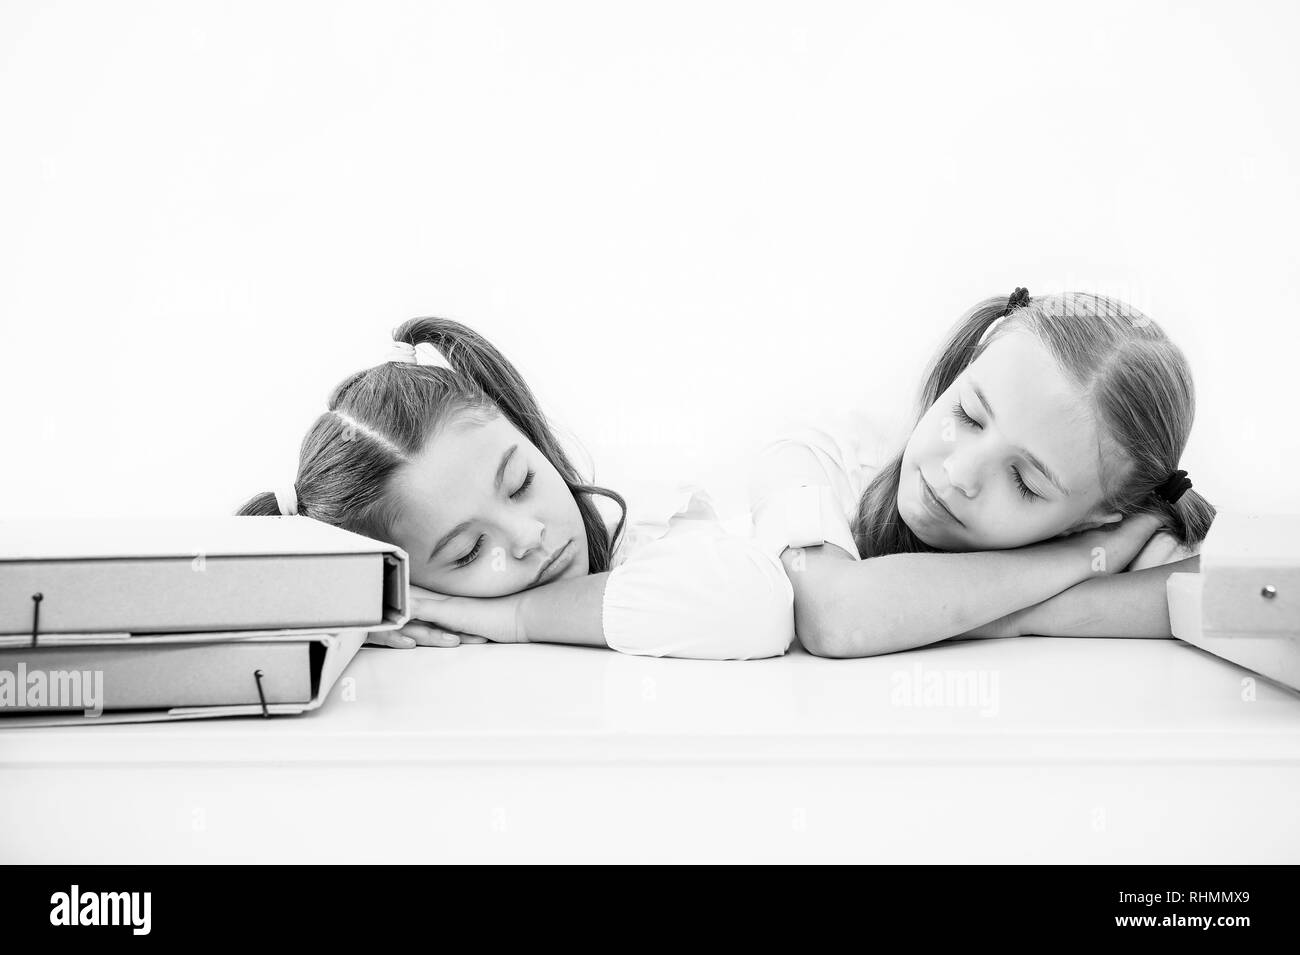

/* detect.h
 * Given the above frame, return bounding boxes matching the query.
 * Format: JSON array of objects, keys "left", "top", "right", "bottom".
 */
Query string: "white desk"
[{"left": 2, "top": 636, "right": 1299, "bottom": 863}]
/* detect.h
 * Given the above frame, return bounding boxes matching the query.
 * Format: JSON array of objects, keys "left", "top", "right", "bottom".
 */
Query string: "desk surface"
[
  {"left": 3, "top": 635, "right": 1299, "bottom": 765},
  {"left": 4, "top": 636, "right": 1300, "bottom": 863}
]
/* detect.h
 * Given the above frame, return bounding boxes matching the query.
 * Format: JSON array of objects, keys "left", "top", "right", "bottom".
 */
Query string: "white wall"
[{"left": 2, "top": 0, "right": 1296, "bottom": 521}]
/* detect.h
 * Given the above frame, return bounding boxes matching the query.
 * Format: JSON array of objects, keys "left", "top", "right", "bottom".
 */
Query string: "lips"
[
  {"left": 920, "top": 472, "right": 961, "bottom": 526},
  {"left": 533, "top": 540, "right": 572, "bottom": 585}
]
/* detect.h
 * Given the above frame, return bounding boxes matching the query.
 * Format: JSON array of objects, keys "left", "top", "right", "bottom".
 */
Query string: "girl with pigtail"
[
  {"left": 748, "top": 289, "right": 1216, "bottom": 657},
  {"left": 239, "top": 318, "right": 795, "bottom": 660}
]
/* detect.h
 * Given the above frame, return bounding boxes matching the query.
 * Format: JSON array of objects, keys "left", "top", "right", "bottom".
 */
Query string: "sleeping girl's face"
[
  {"left": 390, "top": 409, "right": 590, "bottom": 596},
  {"left": 898, "top": 329, "right": 1125, "bottom": 551}
]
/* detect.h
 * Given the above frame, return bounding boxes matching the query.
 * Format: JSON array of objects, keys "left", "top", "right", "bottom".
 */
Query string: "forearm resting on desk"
[
  {"left": 782, "top": 537, "right": 1114, "bottom": 658},
  {"left": 987, "top": 555, "right": 1201, "bottom": 639},
  {"left": 516, "top": 572, "right": 610, "bottom": 647}
]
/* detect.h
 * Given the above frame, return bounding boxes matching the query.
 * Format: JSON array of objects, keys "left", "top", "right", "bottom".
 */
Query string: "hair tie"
[
  {"left": 274, "top": 485, "right": 299, "bottom": 516},
  {"left": 1154, "top": 469, "right": 1192, "bottom": 504},
  {"left": 387, "top": 340, "right": 455, "bottom": 372},
  {"left": 1003, "top": 287, "right": 1031, "bottom": 316}
]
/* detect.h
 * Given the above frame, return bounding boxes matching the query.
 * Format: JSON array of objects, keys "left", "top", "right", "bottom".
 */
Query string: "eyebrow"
[
  {"left": 427, "top": 444, "right": 518, "bottom": 561},
  {"left": 969, "top": 380, "right": 1070, "bottom": 496}
]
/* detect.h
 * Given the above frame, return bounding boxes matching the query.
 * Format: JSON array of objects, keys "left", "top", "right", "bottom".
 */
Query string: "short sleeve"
[
  {"left": 748, "top": 425, "right": 874, "bottom": 559},
  {"left": 602, "top": 522, "right": 796, "bottom": 660}
]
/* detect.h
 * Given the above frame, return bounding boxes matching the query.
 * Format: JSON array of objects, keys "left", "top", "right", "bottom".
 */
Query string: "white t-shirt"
[
  {"left": 747, "top": 415, "right": 894, "bottom": 561},
  {"left": 591, "top": 482, "right": 796, "bottom": 660}
]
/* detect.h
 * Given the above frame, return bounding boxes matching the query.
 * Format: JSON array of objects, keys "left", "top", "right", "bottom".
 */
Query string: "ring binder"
[
  {"left": 30, "top": 593, "right": 42, "bottom": 648},
  {"left": 253, "top": 668, "right": 269, "bottom": 717},
  {"left": 1, "top": 516, "right": 412, "bottom": 637}
]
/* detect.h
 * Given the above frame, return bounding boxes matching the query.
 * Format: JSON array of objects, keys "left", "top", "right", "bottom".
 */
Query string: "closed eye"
[
  {"left": 953, "top": 402, "right": 1041, "bottom": 501},
  {"left": 952, "top": 401, "right": 980, "bottom": 429},
  {"left": 1011, "top": 466, "right": 1040, "bottom": 501},
  {"left": 510, "top": 469, "right": 534, "bottom": 500},
  {"left": 453, "top": 534, "right": 484, "bottom": 568}
]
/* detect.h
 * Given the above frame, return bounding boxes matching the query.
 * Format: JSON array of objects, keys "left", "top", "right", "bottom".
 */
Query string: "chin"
[{"left": 898, "top": 496, "right": 958, "bottom": 552}]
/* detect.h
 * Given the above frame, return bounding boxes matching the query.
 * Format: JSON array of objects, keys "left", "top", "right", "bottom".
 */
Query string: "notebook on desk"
[
  {"left": 0, "top": 629, "right": 368, "bottom": 726},
  {"left": 0, "top": 515, "right": 410, "bottom": 724},
  {"left": 0, "top": 515, "right": 410, "bottom": 637}
]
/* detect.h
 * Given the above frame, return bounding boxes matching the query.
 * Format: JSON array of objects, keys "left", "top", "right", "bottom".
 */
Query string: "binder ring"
[
  {"left": 253, "top": 668, "right": 270, "bottom": 717},
  {"left": 30, "top": 593, "right": 42, "bottom": 648}
]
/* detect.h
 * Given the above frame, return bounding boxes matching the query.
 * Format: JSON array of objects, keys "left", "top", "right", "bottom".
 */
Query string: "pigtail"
[
  {"left": 393, "top": 317, "right": 546, "bottom": 438},
  {"left": 236, "top": 491, "right": 285, "bottom": 517},
  {"left": 1172, "top": 488, "right": 1217, "bottom": 548},
  {"left": 915, "top": 296, "right": 1021, "bottom": 414},
  {"left": 1152, "top": 487, "right": 1217, "bottom": 549}
]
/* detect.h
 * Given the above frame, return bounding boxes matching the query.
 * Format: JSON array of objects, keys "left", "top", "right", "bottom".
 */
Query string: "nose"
[
  {"left": 507, "top": 517, "right": 546, "bottom": 561},
  {"left": 942, "top": 447, "right": 982, "bottom": 498}
]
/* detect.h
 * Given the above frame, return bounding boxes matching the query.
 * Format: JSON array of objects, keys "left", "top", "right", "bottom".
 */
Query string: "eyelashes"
[
  {"left": 453, "top": 535, "right": 484, "bottom": 568},
  {"left": 949, "top": 401, "right": 1040, "bottom": 501},
  {"left": 510, "top": 470, "right": 534, "bottom": 500},
  {"left": 453, "top": 469, "right": 537, "bottom": 569},
  {"left": 1009, "top": 466, "right": 1036, "bottom": 500},
  {"left": 951, "top": 401, "right": 979, "bottom": 429}
]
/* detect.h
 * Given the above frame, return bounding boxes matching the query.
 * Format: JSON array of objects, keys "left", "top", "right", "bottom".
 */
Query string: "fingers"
[
  {"left": 365, "top": 631, "right": 417, "bottom": 649},
  {"left": 398, "top": 621, "right": 490, "bottom": 648}
]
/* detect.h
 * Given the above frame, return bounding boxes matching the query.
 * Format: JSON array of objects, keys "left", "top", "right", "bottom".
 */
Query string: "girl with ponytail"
[
  {"left": 748, "top": 289, "right": 1216, "bottom": 657},
  {"left": 239, "top": 317, "right": 794, "bottom": 659}
]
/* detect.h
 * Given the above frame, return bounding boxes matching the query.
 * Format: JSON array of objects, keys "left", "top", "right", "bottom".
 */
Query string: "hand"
[
  {"left": 365, "top": 624, "right": 489, "bottom": 649},
  {"left": 1058, "top": 512, "right": 1165, "bottom": 576},
  {"left": 364, "top": 584, "right": 529, "bottom": 649}
]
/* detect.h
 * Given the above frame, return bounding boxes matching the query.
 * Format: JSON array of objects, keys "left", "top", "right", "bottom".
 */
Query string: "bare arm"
[
  {"left": 515, "top": 572, "right": 609, "bottom": 646},
  {"left": 781, "top": 523, "right": 1156, "bottom": 657},
  {"left": 386, "top": 575, "right": 611, "bottom": 649},
  {"left": 401, "top": 530, "right": 795, "bottom": 659},
  {"left": 982, "top": 554, "right": 1201, "bottom": 639},
  {"left": 751, "top": 435, "right": 1162, "bottom": 658}
]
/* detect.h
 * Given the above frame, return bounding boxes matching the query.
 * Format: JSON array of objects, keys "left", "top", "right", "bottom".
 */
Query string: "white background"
[{"left": 2, "top": 0, "right": 1296, "bottom": 521}]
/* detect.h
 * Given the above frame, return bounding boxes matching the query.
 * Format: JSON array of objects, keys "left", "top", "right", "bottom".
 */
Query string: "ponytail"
[
  {"left": 916, "top": 296, "right": 1014, "bottom": 413},
  {"left": 236, "top": 491, "right": 286, "bottom": 517},
  {"left": 1150, "top": 487, "right": 1217, "bottom": 550}
]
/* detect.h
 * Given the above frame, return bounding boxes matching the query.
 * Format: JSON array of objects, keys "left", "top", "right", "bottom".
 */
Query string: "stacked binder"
[
  {"left": 0, "top": 516, "right": 410, "bottom": 725},
  {"left": 1168, "top": 511, "right": 1300, "bottom": 692}
]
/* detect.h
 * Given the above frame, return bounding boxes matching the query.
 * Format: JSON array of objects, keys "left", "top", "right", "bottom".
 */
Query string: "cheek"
[
  {"left": 543, "top": 474, "right": 584, "bottom": 534},
  {"left": 905, "top": 412, "right": 948, "bottom": 463},
  {"left": 974, "top": 499, "right": 1075, "bottom": 549}
]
